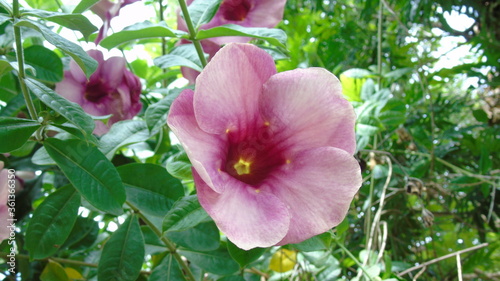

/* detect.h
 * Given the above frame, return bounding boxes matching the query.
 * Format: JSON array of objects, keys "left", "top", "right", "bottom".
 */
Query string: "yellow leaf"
[
  {"left": 65, "top": 267, "right": 84, "bottom": 280},
  {"left": 269, "top": 248, "right": 297, "bottom": 273}
]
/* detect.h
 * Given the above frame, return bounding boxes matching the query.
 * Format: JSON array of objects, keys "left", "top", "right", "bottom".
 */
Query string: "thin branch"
[
  {"left": 457, "top": 254, "right": 463, "bottom": 281},
  {"left": 126, "top": 202, "right": 196, "bottom": 281},
  {"left": 0, "top": 253, "right": 152, "bottom": 275},
  {"left": 13, "top": 0, "right": 38, "bottom": 122},
  {"left": 397, "top": 243, "right": 489, "bottom": 277},
  {"left": 364, "top": 157, "right": 392, "bottom": 268},
  {"left": 178, "top": 0, "right": 208, "bottom": 67},
  {"left": 337, "top": 242, "right": 374, "bottom": 281}
]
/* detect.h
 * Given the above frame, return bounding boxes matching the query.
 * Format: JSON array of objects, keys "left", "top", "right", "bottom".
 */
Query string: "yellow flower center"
[{"left": 233, "top": 158, "right": 252, "bottom": 175}]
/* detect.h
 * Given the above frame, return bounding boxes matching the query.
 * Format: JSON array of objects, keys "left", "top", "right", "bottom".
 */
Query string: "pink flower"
[
  {"left": 178, "top": 0, "right": 287, "bottom": 45},
  {"left": 168, "top": 43, "right": 362, "bottom": 250},
  {"left": 91, "top": 0, "right": 140, "bottom": 43},
  {"left": 178, "top": 0, "right": 287, "bottom": 83},
  {"left": 55, "top": 50, "right": 142, "bottom": 136}
]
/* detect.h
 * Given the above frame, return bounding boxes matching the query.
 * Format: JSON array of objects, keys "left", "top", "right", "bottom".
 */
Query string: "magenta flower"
[
  {"left": 55, "top": 50, "right": 142, "bottom": 136},
  {"left": 168, "top": 43, "right": 362, "bottom": 250},
  {"left": 178, "top": 0, "right": 287, "bottom": 45},
  {"left": 91, "top": 0, "right": 140, "bottom": 43}
]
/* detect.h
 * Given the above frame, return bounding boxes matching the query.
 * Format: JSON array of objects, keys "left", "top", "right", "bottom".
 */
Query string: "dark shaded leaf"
[
  {"left": 25, "top": 185, "right": 80, "bottom": 259},
  {"left": 118, "top": 163, "right": 184, "bottom": 217},
  {"left": 43, "top": 138, "right": 125, "bottom": 215},
  {"left": 162, "top": 195, "right": 210, "bottom": 233},
  {"left": 98, "top": 215, "right": 145, "bottom": 281},
  {"left": 0, "top": 117, "right": 40, "bottom": 153},
  {"left": 99, "top": 21, "right": 187, "bottom": 49}
]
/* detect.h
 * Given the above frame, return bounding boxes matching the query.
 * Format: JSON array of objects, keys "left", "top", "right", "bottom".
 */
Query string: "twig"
[
  {"left": 364, "top": 157, "right": 392, "bottom": 266},
  {"left": 337, "top": 242, "right": 374, "bottom": 281},
  {"left": 413, "top": 266, "right": 426, "bottom": 281},
  {"left": 126, "top": 202, "right": 196, "bottom": 281},
  {"left": 397, "top": 243, "right": 489, "bottom": 277},
  {"left": 376, "top": 221, "right": 388, "bottom": 264},
  {"left": 457, "top": 254, "right": 463, "bottom": 281},
  {"left": 0, "top": 252, "right": 152, "bottom": 275}
]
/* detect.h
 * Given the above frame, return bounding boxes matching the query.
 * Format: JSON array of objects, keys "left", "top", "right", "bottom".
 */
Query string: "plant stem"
[
  {"left": 337, "top": 242, "right": 374, "bottom": 281},
  {"left": 126, "top": 202, "right": 196, "bottom": 281},
  {"left": 397, "top": 243, "right": 488, "bottom": 277},
  {"left": 178, "top": 0, "right": 208, "bottom": 67},
  {"left": 0, "top": 253, "right": 152, "bottom": 275},
  {"left": 13, "top": 0, "right": 38, "bottom": 121},
  {"left": 376, "top": 0, "right": 383, "bottom": 86}
]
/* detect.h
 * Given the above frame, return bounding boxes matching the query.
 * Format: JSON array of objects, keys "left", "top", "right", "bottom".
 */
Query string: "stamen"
[{"left": 234, "top": 158, "right": 251, "bottom": 175}]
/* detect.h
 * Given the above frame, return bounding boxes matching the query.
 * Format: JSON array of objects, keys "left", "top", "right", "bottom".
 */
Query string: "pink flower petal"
[
  {"left": 168, "top": 89, "right": 228, "bottom": 193},
  {"left": 194, "top": 170, "right": 290, "bottom": 250},
  {"left": 260, "top": 67, "right": 357, "bottom": 155},
  {"left": 198, "top": 0, "right": 287, "bottom": 45},
  {"left": 93, "top": 121, "right": 110, "bottom": 136},
  {"left": 68, "top": 60, "right": 87, "bottom": 84},
  {"left": 245, "top": 0, "right": 287, "bottom": 27},
  {"left": 101, "top": 57, "right": 126, "bottom": 90},
  {"left": 262, "top": 147, "right": 361, "bottom": 245},
  {"left": 54, "top": 73, "right": 85, "bottom": 104},
  {"left": 194, "top": 43, "right": 276, "bottom": 134}
]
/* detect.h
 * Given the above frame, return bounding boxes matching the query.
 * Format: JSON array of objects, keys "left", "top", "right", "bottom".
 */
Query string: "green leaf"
[
  {"left": 24, "top": 0, "right": 58, "bottom": 11},
  {"left": 0, "top": 13, "right": 10, "bottom": 25},
  {"left": 24, "top": 78, "right": 95, "bottom": 136},
  {"left": 32, "top": 132, "right": 78, "bottom": 166},
  {"left": 383, "top": 67, "right": 413, "bottom": 80},
  {"left": 98, "top": 215, "right": 145, "bottom": 281},
  {"left": 0, "top": 74, "right": 20, "bottom": 108},
  {"left": 167, "top": 221, "right": 220, "bottom": 252},
  {"left": 145, "top": 90, "right": 181, "bottom": 131},
  {"left": 179, "top": 246, "right": 240, "bottom": 275},
  {"left": 0, "top": 59, "right": 14, "bottom": 76},
  {"left": 43, "top": 138, "right": 125, "bottom": 215},
  {"left": 15, "top": 19, "right": 97, "bottom": 78},
  {"left": 40, "top": 261, "right": 69, "bottom": 281},
  {"left": 149, "top": 253, "right": 186, "bottom": 281},
  {"left": 141, "top": 226, "right": 167, "bottom": 255},
  {"left": 339, "top": 69, "right": 372, "bottom": 102},
  {"left": 197, "top": 25, "right": 287, "bottom": 49},
  {"left": 0, "top": 0, "right": 12, "bottom": 15},
  {"left": 227, "top": 240, "right": 266, "bottom": 267},
  {"left": 0, "top": 117, "right": 40, "bottom": 153},
  {"left": 118, "top": 163, "right": 184, "bottom": 217},
  {"left": 62, "top": 216, "right": 99, "bottom": 250},
  {"left": 292, "top": 232, "right": 332, "bottom": 252},
  {"left": 72, "top": 0, "right": 100, "bottom": 13},
  {"left": 154, "top": 44, "right": 204, "bottom": 72},
  {"left": 379, "top": 99, "right": 407, "bottom": 129},
  {"left": 24, "top": 45, "right": 63, "bottom": 82},
  {"left": 473, "top": 108, "right": 489, "bottom": 123},
  {"left": 187, "top": 0, "right": 222, "bottom": 29},
  {"left": 99, "top": 21, "right": 187, "bottom": 49},
  {"left": 162, "top": 195, "right": 210, "bottom": 233},
  {"left": 50, "top": 123, "right": 99, "bottom": 144},
  {"left": 166, "top": 150, "right": 193, "bottom": 181},
  {"left": 99, "top": 120, "right": 153, "bottom": 159},
  {"left": 218, "top": 276, "right": 245, "bottom": 281},
  {"left": 21, "top": 9, "right": 97, "bottom": 40},
  {"left": 25, "top": 185, "right": 81, "bottom": 260}
]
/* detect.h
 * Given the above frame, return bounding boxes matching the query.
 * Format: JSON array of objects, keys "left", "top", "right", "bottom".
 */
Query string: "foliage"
[{"left": 0, "top": 0, "right": 498, "bottom": 280}]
